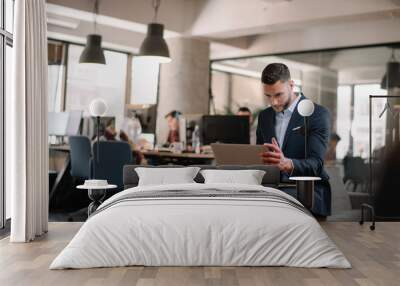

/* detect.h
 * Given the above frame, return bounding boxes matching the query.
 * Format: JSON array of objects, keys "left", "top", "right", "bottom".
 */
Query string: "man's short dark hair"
[
  {"left": 261, "top": 63, "right": 291, "bottom": 85},
  {"left": 165, "top": 110, "right": 181, "bottom": 119},
  {"left": 238, "top": 106, "right": 251, "bottom": 113}
]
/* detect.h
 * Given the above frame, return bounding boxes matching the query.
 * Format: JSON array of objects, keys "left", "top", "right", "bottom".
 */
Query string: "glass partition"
[{"left": 211, "top": 44, "right": 399, "bottom": 221}]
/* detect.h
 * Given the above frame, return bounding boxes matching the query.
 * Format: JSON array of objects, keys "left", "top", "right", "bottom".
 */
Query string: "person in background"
[
  {"left": 92, "top": 123, "right": 116, "bottom": 141},
  {"left": 104, "top": 126, "right": 117, "bottom": 140},
  {"left": 165, "top": 110, "right": 182, "bottom": 144},
  {"left": 120, "top": 111, "right": 143, "bottom": 147},
  {"left": 119, "top": 129, "right": 145, "bottom": 164},
  {"left": 325, "top": 133, "right": 341, "bottom": 162},
  {"left": 237, "top": 106, "right": 257, "bottom": 145},
  {"left": 120, "top": 112, "right": 145, "bottom": 164}
]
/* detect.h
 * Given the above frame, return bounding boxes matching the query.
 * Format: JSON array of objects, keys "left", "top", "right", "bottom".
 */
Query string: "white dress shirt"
[{"left": 274, "top": 95, "right": 301, "bottom": 147}]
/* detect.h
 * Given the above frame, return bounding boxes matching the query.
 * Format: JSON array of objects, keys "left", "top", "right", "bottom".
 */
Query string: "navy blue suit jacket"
[{"left": 256, "top": 94, "right": 331, "bottom": 216}]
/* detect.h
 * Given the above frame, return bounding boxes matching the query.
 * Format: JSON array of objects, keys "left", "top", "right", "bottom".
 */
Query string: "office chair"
[
  {"left": 360, "top": 144, "right": 400, "bottom": 230},
  {"left": 91, "top": 141, "right": 133, "bottom": 193},
  {"left": 66, "top": 135, "right": 92, "bottom": 221},
  {"left": 69, "top": 135, "right": 92, "bottom": 181},
  {"left": 342, "top": 156, "right": 368, "bottom": 192}
]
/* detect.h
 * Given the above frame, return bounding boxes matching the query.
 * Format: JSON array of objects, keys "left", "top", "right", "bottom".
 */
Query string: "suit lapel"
[
  {"left": 266, "top": 108, "right": 277, "bottom": 143},
  {"left": 281, "top": 94, "right": 305, "bottom": 151}
]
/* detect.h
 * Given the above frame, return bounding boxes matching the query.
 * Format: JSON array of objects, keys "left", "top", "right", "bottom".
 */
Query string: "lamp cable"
[
  {"left": 93, "top": 0, "right": 100, "bottom": 33},
  {"left": 152, "top": 0, "right": 161, "bottom": 22}
]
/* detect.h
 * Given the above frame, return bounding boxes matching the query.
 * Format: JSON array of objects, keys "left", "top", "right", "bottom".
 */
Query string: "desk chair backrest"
[
  {"left": 69, "top": 135, "right": 92, "bottom": 180},
  {"left": 92, "top": 141, "right": 132, "bottom": 188},
  {"left": 343, "top": 156, "right": 368, "bottom": 184}
]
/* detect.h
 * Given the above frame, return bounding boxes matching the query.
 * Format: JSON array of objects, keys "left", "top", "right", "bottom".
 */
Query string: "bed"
[{"left": 50, "top": 165, "right": 350, "bottom": 269}]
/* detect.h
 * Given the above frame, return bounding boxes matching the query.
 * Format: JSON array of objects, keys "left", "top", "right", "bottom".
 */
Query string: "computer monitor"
[
  {"left": 139, "top": 133, "right": 155, "bottom": 149},
  {"left": 201, "top": 115, "right": 250, "bottom": 145},
  {"left": 48, "top": 111, "right": 83, "bottom": 137}
]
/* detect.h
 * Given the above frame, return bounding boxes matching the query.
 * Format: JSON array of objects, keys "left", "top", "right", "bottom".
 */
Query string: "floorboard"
[{"left": 0, "top": 222, "right": 399, "bottom": 286}]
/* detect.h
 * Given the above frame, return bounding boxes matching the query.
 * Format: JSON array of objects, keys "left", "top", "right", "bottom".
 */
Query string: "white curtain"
[{"left": 9, "top": 0, "right": 48, "bottom": 242}]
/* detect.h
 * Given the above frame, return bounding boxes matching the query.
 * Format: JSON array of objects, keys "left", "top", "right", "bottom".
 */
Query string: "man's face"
[
  {"left": 166, "top": 115, "right": 179, "bottom": 131},
  {"left": 263, "top": 80, "right": 294, "bottom": 113}
]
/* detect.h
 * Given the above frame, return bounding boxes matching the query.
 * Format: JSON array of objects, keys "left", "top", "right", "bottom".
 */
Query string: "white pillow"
[
  {"left": 200, "top": 169, "right": 266, "bottom": 185},
  {"left": 135, "top": 167, "right": 201, "bottom": 186}
]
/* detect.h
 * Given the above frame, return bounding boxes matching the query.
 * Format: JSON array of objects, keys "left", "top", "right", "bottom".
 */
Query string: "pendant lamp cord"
[
  {"left": 94, "top": 0, "right": 100, "bottom": 33},
  {"left": 152, "top": 0, "right": 161, "bottom": 22},
  {"left": 390, "top": 49, "right": 396, "bottom": 61}
]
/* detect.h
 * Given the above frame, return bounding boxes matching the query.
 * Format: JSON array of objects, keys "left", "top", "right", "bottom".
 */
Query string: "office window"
[
  {"left": 65, "top": 44, "right": 128, "bottom": 130},
  {"left": 352, "top": 84, "right": 386, "bottom": 158},
  {"left": 0, "top": 38, "right": 3, "bottom": 229},
  {"left": 336, "top": 84, "right": 387, "bottom": 159},
  {"left": 131, "top": 57, "right": 159, "bottom": 105},
  {"left": 5, "top": 0, "right": 13, "bottom": 33},
  {"left": 336, "top": 86, "right": 352, "bottom": 159},
  {"left": 1, "top": 0, "right": 14, "bottom": 228},
  {"left": 48, "top": 41, "right": 66, "bottom": 112},
  {"left": 5, "top": 44, "right": 11, "bottom": 220}
]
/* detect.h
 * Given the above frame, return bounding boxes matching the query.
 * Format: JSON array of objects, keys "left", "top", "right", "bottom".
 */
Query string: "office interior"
[
  {"left": 2, "top": 0, "right": 400, "bottom": 284},
  {"left": 40, "top": 1, "right": 400, "bottom": 223}
]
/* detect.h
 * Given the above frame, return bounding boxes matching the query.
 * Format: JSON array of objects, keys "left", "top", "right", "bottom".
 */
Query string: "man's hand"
[{"left": 261, "top": 137, "right": 294, "bottom": 174}]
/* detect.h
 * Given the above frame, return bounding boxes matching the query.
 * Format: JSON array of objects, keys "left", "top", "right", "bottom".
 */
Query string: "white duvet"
[{"left": 50, "top": 183, "right": 351, "bottom": 269}]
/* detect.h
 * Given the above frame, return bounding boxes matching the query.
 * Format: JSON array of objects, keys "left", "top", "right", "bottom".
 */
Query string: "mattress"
[{"left": 50, "top": 183, "right": 351, "bottom": 269}]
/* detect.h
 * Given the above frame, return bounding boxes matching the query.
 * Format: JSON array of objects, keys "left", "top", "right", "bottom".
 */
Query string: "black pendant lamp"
[
  {"left": 381, "top": 49, "right": 400, "bottom": 90},
  {"left": 79, "top": 0, "right": 106, "bottom": 64},
  {"left": 138, "top": 0, "right": 171, "bottom": 63}
]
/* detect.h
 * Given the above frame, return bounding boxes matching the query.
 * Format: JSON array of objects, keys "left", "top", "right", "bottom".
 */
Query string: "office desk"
[
  {"left": 141, "top": 150, "right": 214, "bottom": 166},
  {"left": 48, "top": 145, "right": 214, "bottom": 203},
  {"left": 49, "top": 144, "right": 71, "bottom": 206},
  {"left": 49, "top": 144, "right": 70, "bottom": 152}
]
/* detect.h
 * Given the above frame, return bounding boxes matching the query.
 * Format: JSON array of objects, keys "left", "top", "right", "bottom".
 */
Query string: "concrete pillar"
[{"left": 156, "top": 37, "right": 210, "bottom": 144}]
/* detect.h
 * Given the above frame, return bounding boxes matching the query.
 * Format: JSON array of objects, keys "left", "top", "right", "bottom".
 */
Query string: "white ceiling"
[{"left": 46, "top": 0, "right": 400, "bottom": 57}]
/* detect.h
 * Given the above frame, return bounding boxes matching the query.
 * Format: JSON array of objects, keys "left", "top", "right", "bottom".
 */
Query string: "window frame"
[
  {"left": 1, "top": 0, "right": 14, "bottom": 230},
  {"left": 47, "top": 38, "right": 133, "bottom": 115}
]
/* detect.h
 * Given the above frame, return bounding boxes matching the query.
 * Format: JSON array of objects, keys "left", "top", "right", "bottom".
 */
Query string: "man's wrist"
[{"left": 282, "top": 158, "right": 294, "bottom": 174}]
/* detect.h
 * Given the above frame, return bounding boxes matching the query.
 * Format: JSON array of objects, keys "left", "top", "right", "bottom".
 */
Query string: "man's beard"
[
  {"left": 272, "top": 95, "right": 291, "bottom": 113},
  {"left": 282, "top": 96, "right": 291, "bottom": 110}
]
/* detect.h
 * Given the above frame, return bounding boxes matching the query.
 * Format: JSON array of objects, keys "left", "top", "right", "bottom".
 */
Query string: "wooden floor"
[{"left": 0, "top": 222, "right": 399, "bottom": 286}]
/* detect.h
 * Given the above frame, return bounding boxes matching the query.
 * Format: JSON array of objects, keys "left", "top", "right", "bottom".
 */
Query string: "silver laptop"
[{"left": 211, "top": 143, "right": 267, "bottom": 165}]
